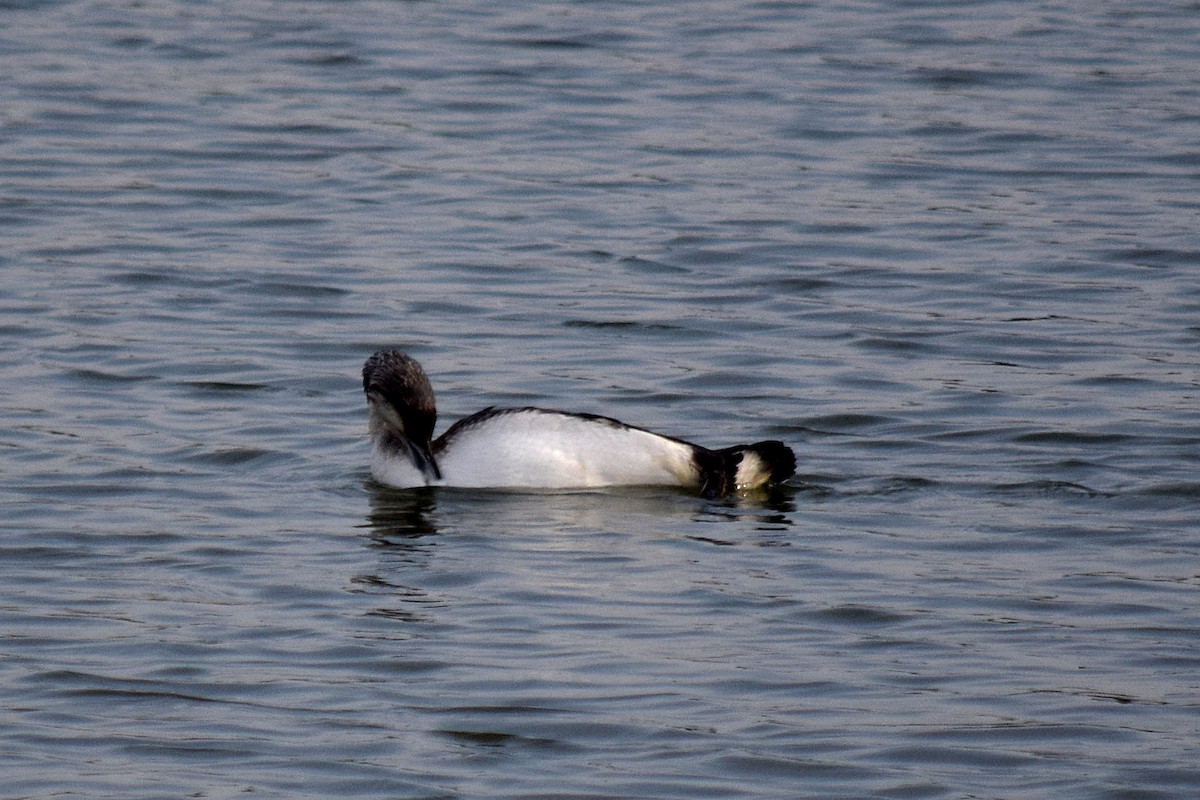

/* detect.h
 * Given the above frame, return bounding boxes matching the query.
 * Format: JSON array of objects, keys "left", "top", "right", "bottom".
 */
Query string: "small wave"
[
  {"left": 815, "top": 604, "right": 914, "bottom": 625},
  {"left": 993, "top": 480, "right": 1111, "bottom": 498},
  {"left": 800, "top": 413, "right": 895, "bottom": 431},
  {"left": 1012, "top": 430, "right": 1133, "bottom": 445},
  {"left": 1133, "top": 482, "right": 1200, "bottom": 500},
  {"left": 67, "top": 367, "right": 156, "bottom": 384},
  {"left": 180, "top": 380, "right": 276, "bottom": 393},
  {"left": 181, "top": 447, "right": 281, "bottom": 466},
  {"left": 562, "top": 319, "right": 682, "bottom": 332}
]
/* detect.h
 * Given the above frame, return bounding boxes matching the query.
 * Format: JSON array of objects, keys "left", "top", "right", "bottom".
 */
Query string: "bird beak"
[{"left": 408, "top": 439, "right": 442, "bottom": 482}]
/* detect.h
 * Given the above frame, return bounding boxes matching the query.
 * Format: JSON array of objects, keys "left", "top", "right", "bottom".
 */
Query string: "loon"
[{"left": 363, "top": 349, "right": 795, "bottom": 498}]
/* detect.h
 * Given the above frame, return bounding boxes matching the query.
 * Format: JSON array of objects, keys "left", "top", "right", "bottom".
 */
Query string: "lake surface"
[{"left": 2, "top": 1, "right": 1199, "bottom": 798}]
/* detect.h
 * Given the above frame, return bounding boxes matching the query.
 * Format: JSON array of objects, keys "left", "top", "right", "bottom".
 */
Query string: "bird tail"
[{"left": 696, "top": 440, "right": 796, "bottom": 498}]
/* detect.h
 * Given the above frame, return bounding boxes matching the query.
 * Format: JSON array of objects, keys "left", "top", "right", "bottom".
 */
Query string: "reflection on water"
[
  {"left": 364, "top": 483, "right": 440, "bottom": 541},
  {"left": 358, "top": 483, "right": 802, "bottom": 625},
  {"left": 364, "top": 481, "right": 799, "bottom": 543}
]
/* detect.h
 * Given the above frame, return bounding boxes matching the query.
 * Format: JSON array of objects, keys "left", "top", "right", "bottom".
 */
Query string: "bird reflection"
[
  {"left": 355, "top": 484, "right": 444, "bottom": 626},
  {"left": 357, "top": 482, "right": 800, "bottom": 624},
  {"left": 364, "top": 479, "right": 798, "bottom": 547},
  {"left": 689, "top": 485, "right": 798, "bottom": 545},
  {"left": 364, "top": 483, "right": 439, "bottom": 544}
]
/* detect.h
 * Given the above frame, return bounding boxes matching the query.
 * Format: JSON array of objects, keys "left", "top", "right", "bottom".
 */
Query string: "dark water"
[{"left": 3, "top": 1, "right": 1199, "bottom": 798}]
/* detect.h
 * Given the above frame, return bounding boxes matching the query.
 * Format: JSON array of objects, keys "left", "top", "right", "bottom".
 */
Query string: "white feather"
[
  {"left": 734, "top": 450, "right": 770, "bottom": 489},
  {"left": 371, "top": 446, "right": 428, "bottom": 488},
  {"left": 430, "top": 410, "right": 699, "bottom": 490}
]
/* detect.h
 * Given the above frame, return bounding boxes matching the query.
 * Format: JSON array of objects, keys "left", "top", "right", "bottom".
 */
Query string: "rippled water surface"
[{"left": 3, "top": 1, "right": 1199, "bottom": 798}]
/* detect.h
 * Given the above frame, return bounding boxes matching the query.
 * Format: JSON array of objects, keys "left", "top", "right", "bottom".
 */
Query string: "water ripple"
[{"left": 1, "top": 1, "right": 1198, "bottom": 798}]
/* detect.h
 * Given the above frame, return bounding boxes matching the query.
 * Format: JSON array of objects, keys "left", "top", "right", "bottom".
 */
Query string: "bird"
[{"left": 363, "top": 349, "right": 795, "bottom": 498}]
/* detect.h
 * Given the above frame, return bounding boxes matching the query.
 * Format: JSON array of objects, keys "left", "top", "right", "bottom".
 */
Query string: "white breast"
[
  {"left": 371, "top": 446, "right": 428, "bottom": 489},
  {"left": 436, "top": 410, "right": 700, "bottom": 490}
]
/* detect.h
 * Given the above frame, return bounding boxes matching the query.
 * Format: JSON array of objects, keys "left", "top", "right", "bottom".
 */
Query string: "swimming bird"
[{"left": 363, "top": 349, "right": 795, "bottom": 497}]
